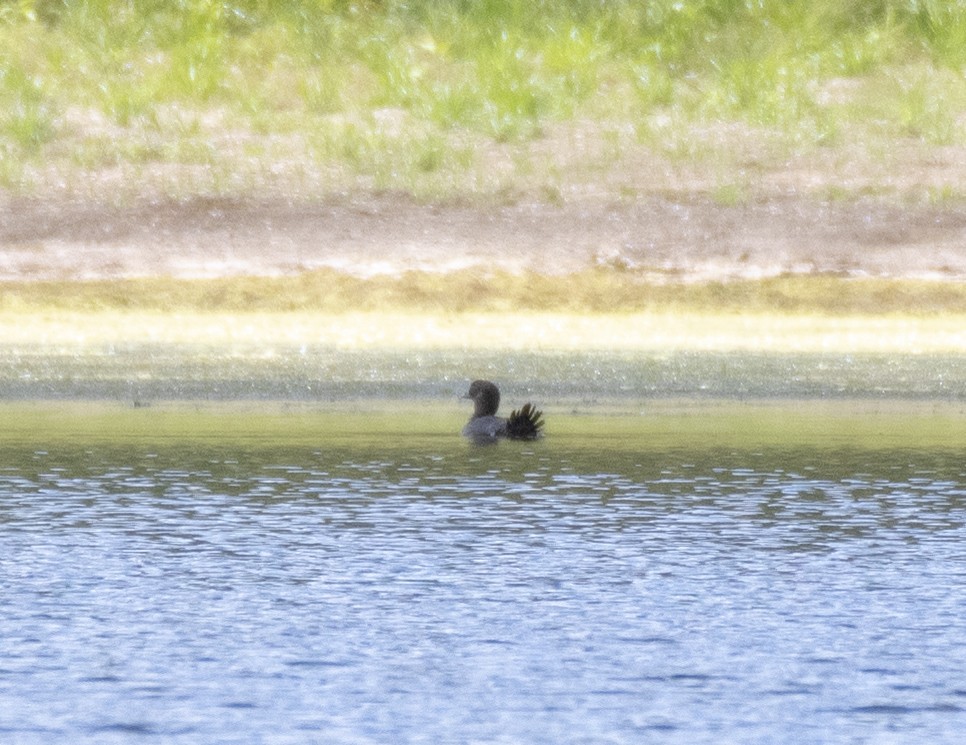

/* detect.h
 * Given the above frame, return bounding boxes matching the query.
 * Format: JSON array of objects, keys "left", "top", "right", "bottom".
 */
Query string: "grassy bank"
[
  {"left": 4, "top": 271, "right": 966, "bottom": 354},
  {"left": 3, "top": 1, "right": 966, "bottom": 201},
  {"left": 2, "top": 306, "right": 966, "bottom": 354},
  {"left": 5, "top": 271, "right": 966, "bottom": 315}
]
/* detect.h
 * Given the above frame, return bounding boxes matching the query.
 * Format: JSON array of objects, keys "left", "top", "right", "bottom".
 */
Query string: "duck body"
[
  {"left": 462, "top": 379, "right": 544, "bottom": 442},
  {"left": 462, "top": 414, "right": 510, "bottom": 440}
]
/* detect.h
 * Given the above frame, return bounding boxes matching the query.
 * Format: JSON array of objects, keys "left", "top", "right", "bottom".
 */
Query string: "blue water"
[{"left": 2, "top": 426, "right": 966, "bottom": 744}]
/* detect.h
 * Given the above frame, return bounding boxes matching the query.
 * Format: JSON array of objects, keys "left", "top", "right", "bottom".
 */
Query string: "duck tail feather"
[{"left": 506, "top": 402, "right": 544, "bottom": 440}]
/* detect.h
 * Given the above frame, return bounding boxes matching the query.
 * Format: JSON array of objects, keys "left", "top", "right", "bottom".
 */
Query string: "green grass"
[{"left": 3, "top": 1, "right": 966, "bottom": 199}]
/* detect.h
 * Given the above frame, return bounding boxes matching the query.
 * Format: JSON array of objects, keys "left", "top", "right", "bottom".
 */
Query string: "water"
[
  {"left": 3, "top": 344, "right": 966, "bottom": 401},
  {"left": 2, "top": 407, "right": 966, "bottom": 744}
]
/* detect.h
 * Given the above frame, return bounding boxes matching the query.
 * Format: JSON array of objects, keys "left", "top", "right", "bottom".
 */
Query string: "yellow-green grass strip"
[{"left": 4, "top": 273, "right": 966, "bottom": 315}]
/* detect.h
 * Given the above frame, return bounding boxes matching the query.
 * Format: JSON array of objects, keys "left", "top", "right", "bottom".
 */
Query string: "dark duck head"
[{"left": 462, "top": 379, "right": 544, "bottom": 442}]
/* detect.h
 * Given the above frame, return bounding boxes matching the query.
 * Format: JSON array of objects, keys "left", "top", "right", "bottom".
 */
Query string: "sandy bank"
[{"left": 3, "top": 193, "right": 966, "bottom": 283}]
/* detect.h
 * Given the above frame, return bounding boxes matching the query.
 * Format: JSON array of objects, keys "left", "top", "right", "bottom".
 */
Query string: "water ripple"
[{"left": 1, "top": 436, "right": 966, "bottom": 743}]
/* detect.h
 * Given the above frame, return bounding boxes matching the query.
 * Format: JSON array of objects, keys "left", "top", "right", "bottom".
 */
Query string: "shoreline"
[
  {"left": 1, "top": 308, "right": 966, "bottom": 353},
  {"left": 2, "top": 313, "right": 965, "bottom": 405}
]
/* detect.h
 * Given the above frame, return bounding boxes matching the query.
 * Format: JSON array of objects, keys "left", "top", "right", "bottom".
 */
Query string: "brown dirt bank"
[{"left": 3, "top": 193, "right": 966, "bottom": 283}]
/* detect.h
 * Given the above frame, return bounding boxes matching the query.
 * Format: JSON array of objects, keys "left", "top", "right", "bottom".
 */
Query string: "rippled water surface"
[{"left": 2, "top": 404, "right": 966, "bottom": 743}]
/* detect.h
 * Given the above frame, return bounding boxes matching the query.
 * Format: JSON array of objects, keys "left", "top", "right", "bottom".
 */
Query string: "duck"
[{"left": 462, "top": 379, "right": 544, "bottom": 442}]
